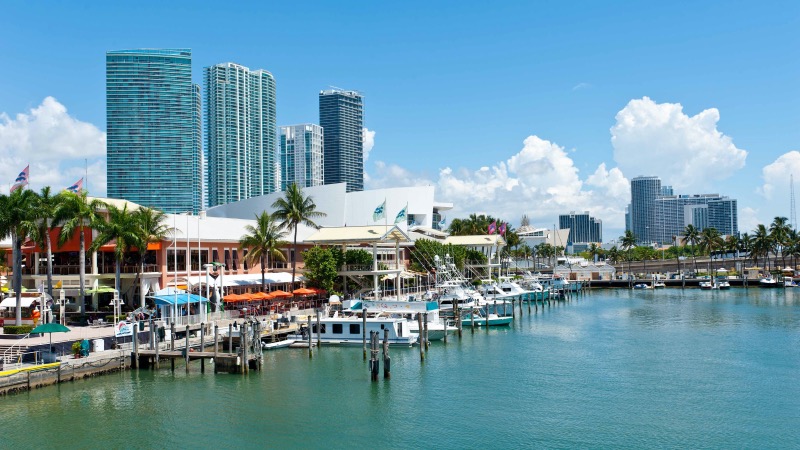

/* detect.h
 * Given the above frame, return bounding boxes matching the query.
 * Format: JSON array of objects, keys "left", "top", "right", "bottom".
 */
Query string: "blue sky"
[{"left": 1, "top": 1, "right": 798, "bottom": 240}]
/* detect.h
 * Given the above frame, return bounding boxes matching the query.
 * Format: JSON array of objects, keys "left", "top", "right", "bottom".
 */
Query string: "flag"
[
  {"left": 394, "top": 204, "right": 407, "bottom": 224},
  {"left": 10, "top": 165, "right": 29, "bottom": 192},
  {"left": 438, "top": 216, "right": 446, "bottom": 228},
  {"left": 66, "top": 178, "right": 83, "bottom": 193},
  {"left": 373, "top": 200, "right": 386, "bottom": 222},
  {"left": 488, "top": 221, "right": 497, "bottom": 235},
  {"left": 498, "top": 223, "right": 507, "bottom": 235}
]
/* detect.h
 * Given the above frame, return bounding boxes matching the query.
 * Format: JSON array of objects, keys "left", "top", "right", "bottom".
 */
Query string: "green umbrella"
[{"left": 31, "top": 323, "right": 71, "bottom": 359}]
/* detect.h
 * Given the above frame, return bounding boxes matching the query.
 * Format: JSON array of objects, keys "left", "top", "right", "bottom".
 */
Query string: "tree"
[
  {"left": 607, "top": 246, "right": 621, "bottom": 265},
  {"left": 752, "top": 224, "right": 771, "bottom": 271},
  {"left": 90, "top": 204, "right": 139, "bottom": 302},
  {"left": 769, "top": 216, "right": 791, "bottom": 269},
  {"left": 0, "top": 189, "right": 38, "bottom": 325},
  {"left": 30, "top": 187, "right": 64, "bottom": 301},
  {"left": 301, "top": 246, "right": 340, "bottom": 294},
  {"left": 739, "top": 232, "right": 752, "bottom": 267},
  {"left": 683, "top": 224, "right": 700, "bottom": 274},
  {"left": 239, "top": 211, "right": 288, "bottom": 292},
  {"left": 588, "top": 243, "right": 600, "bottom": 262},
  {"left": 699, "top": 227, "right": 723, "bottom": 280},
  {"left": 131, "top": 207, "right": 169, "bottom": 306},
  {"left": 620, "top": 230, "right": 637, "bottom": 278},
  {"left": 54, "top": 191, "right": 106, "bottom": 317},
  {"left": 271, "top": 183, "right": 327, "bottom": 288}
]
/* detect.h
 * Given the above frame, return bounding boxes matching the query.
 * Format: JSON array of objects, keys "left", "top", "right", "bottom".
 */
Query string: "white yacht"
[
  {"left": 295, "top": 311, "right": 418, "bottom": 347},
  {"left": 353, "top": 300, "right": 457, "bottom": 341}
]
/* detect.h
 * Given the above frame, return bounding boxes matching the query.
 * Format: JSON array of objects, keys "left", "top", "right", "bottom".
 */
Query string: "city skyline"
[{"left": 1, "top": 2, "right": 798, "bottom": 239}]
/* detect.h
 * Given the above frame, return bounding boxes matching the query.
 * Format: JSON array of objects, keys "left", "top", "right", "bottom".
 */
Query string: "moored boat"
[{"left": 759, "top": 277, "right": 780, "bottom": 288}]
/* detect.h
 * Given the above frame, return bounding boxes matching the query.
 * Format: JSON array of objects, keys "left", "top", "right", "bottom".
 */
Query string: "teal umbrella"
[{"left": 31, "top": 323, "right": 71, "bottom": 357}]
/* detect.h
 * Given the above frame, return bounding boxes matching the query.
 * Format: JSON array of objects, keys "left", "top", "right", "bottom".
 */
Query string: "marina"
[{"left": 1, "top": 288, "right": 798, "bottom": 448}]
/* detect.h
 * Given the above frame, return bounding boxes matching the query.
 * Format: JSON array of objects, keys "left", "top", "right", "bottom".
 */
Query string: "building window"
[
  {"left": 167, "top": 249, "right": 186, "bottom": 272},
  {"left": 232, "top": 249, "right": 239, "bottom": 271},
  {"left": 332, "top": 324, "right": 343, "bottom": 334},
  {"left": 224, "top": 249, "right": 231, "bottom": 270},
  {"left": 243, "top": 249, "right": 249, "bottom": 270},
  {"left": 349, "top": 324, "right": 360, "bottom": 335},
  {"left": 212, "top": 249, "right": 219, "bottom": 265}
]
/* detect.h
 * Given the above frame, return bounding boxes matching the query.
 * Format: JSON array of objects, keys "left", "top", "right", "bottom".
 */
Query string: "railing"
[
  {"left": 167, "top": 310, "right": 236, "bottom": 327},
  {"left": 1, "top": 333, "right": 31, "bottom": 365}
]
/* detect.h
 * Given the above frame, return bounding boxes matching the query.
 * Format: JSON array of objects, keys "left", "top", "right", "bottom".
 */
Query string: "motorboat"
[
  {"left": 759, "top": 277, "right": 780, "bottom": 288},
  {"left": 459, "top": 309, "right": 513, "bottom": 327},
  {"left": 347, "top": 299, "right": 456, "bottom": 342},
  {"left": 633, "top": 283, "right": 651, "bottom": 290},
  {"left": 653, "top": 282, "right": 666, "bottom": 289},
  {"left": 291, "top": 312, "right": 418, "bottom": 346},
  {"left": 699, "top": 281, "right": 718, "bottom": 290}
]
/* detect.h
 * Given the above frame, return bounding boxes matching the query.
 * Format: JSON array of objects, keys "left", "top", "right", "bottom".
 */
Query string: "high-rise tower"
[
  {"left": 630, "top": 176, "right": 661, "bottom": 244},
  {"left": 280, "top": 124, "right": 324, "bottom": 190},
  {"left": 205, "top": 63, "right": 277, "bottom": 207},
  {"left": 319, "top": 89, "right": 363, "bottom": 192},
  {"left": 106, "top": 49, "right": 202, "bottom": 213}
]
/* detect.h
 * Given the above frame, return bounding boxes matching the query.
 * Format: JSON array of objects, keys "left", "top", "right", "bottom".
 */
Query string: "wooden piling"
[
  {"left": 417, "top": 314, "right": 425, "bottom": 362},
  {"left": 185, "top": 325, "right": 190, "bottom": 373},
  {"left": 154, "top": 325, "right": 160, "bottom": 368},
  {"left": 213, "top": 325, "right": 219, "bottom": 374},
  {"left": 423, "top": 313, "right": 430, "bottom": 349},
  {"left": 170, "top": 322, "right": 176, "bottom": 351},
  {"left": 383, "top": 328, "right": 390, "bottom": 379},
  {"left": 316, "top": 310, "right": 321, "bottom": 348},
  {"left": 200, "top": 323, "right": 205, "bottom": 373},
  {"left": 228, "top": 323, "right": 233, "bottom": 353},
  {"left": 511, "top": 298, "right": 515, "bottom": 319},
  {"left": 132, "top": 327, "right": 139, "bottom": 370},
  {"left": 307, "top": 315, "right": 313, "bottom": 359},
  {"left": 370, "top": 331, "right": 379, "bottom": 381},
  {"left": 242, "top": 322, "right": 248, "bottom": 374},
  {"left": 362, "top": 308, "right": 367, "bottom": 361},
  {"left": 455, "top": 298, "right": 462, "bottom": 339}
]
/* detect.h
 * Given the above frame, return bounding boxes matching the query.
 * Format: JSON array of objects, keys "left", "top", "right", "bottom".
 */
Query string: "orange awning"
[{"left": 147, "top": 242, "right": 162, "bottom": 251}]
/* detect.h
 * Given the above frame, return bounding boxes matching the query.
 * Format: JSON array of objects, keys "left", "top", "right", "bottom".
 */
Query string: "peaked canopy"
[{"left": 150, "top": 293, "right": 208, "bottom": 306}]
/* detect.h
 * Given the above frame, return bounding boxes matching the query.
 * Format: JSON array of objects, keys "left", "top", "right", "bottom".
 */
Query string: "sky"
[{"left": 0, "top": 1, "right": 798, "bottom": 241}]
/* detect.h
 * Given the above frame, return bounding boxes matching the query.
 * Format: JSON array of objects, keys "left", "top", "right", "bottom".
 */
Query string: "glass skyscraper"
[
  {"left": 630, "top": 176, "right": 661, "bottom": 244},
  {"left": 204, "top": 63, "right": 278, "bottom": 207},
  {"left": 319, "top": 89, "right": 363, "bottom": 192},
  {"left": 106, "top": 49, "right": 202, "bottom": 213},
  {"left": 280, "top": 124, "right": 324, "bottom": 191},
  {"left": 559, "top": 211, "right": 602, "bottom": 244}
]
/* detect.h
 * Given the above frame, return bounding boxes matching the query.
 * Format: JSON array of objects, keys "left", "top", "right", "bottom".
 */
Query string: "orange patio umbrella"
[
  {"left": 292, "top": 288, "right": 316, "bottom": 296},
  {"left": 251, "top": 292, "right": 272, "bottom": 300},
  {"left": 270, "top": 289, "right": 293, "bottom": 298}
]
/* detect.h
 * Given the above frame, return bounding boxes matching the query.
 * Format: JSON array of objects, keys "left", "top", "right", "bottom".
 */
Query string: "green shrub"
[
  {"left": 3, "top": 325, "right": 34, "bottom": 335},
  {"left": 71, "top": 341, "right": 82, "bottom": 355}
]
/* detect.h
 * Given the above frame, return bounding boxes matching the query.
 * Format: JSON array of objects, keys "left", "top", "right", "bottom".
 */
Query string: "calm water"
[{"left": 5, "top": 289, "right": 800, "bottom": 449}]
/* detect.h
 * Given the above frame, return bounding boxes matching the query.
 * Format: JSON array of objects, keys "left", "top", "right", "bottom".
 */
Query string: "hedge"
[{"left": 3, "top": 325, "right": 34, "bottom": 335}]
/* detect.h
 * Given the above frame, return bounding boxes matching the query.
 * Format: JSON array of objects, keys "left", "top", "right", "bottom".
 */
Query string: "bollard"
[
  {"left": 362, "top": 308, "right": 368, "bottom": 361},
  {"left": 383, "top": 328, "right": 390, "bottom": 379}
]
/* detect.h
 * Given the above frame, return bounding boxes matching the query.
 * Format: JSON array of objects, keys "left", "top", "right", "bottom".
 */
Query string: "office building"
[
  {"left": 106, "top": 48, "right": 202, "bottom": 213},
  {"left": 280, "top": 124, "right": 324, "bottom": 190},
  {"left": 630, "top": 176, "right": 661, "bottom": 244},
  {"left": 559, "top": 211, "right": 602, "bottom": 244},
  {"left": 319, "top": 89, "right": 364, "bottom": 192},
  {"left": 205, "top": 62, "right": 278, "bottom": 207}
]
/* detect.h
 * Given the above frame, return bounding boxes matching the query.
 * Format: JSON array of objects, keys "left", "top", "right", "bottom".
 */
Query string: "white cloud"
[
  {"left": 738, "top": 206, "right": 761, "bottom": 235},
  {"left": 572, "top": 82, "right": 591, "bottom": 91},
  {"left": 368, "top": 135, "right": 630, "bottom": 230},
  {"left": 0, "top": 97, "right": 107, "bottom": 195},
  {"left": 611, "top": 97, "right": 747, "bottom": 192},
  {"left": 757, "top": 150, "right": 800, "bottom": 200},
  {"left": 363, "top": 127, "right": 375, "bottom": 161}
]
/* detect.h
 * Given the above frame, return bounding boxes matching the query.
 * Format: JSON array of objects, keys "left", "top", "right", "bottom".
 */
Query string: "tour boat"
[
  {"left": 292, "top": 313, "right": 418, "bottom": 346},
  {"left": 759, "top": 277, "right": 780, "bottom": 288}
]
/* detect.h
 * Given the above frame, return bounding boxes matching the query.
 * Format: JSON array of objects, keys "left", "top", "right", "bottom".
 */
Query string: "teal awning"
[{"left": 150, "top": 293, "right": 208, "bottom": 306}]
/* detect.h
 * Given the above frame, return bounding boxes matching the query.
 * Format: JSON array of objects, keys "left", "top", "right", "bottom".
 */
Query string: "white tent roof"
[
  {"left": 305, "top": 225, "right": 410, "bottom": 245},
  {"left": 443, "top": 235, "right": 506, "bottom": 247},
  {"left": 0, "top": 296, "right": 37, "bottom": 308},
  {"left": 187, "top": 272, "right": 302, "bottom": 287}
]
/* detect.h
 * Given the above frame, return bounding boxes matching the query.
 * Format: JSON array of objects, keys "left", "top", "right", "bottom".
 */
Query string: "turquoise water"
[{"left": 5, "top": 289, "right": 800, "bottom": 449}]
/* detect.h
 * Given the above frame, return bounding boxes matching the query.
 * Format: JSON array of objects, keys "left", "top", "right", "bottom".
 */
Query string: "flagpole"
[
  {"left": 384, "top": 197, "right": 387, "bottom": 231},
  {"left": 85, "top": 158, "right": 88, "bottom": 194}
]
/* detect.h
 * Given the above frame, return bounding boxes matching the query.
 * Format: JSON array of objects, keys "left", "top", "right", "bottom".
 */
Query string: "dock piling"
[
  {"left": 362, "top": 308, "right": 367, "bottom": 361},
  {"left": 316, "top": 310, "right": 321, "bottom": 348},
  {"left": 417, "top": 315, "right": 425, "bottom": 362},
  {"left": 214, "top": 324, "right": 219, "bottom": 373},
  {"left": 185, "top": 325, "right": 190, "bottom": 373},
  {"left": 383, "top": 328, "right": 390, "bottom": 379},
  {"left": 200, "top": 323, "right": 205, "bottom": 373},
  {"left": 307, "top": 315, "right": 313, "bottom": 359}
]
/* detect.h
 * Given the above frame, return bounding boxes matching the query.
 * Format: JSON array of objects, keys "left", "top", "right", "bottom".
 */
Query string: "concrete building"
[
  {"left": 280, "top": 124, "right": 324, "bottom": 190},
  {"left": 205, "top": 62, "right": 278, "bottom": 207},
  {"left": 106, "top": 49, "right": 202, "bottom": 213},
  {"left": 558, "top": 211, "right": 602, "bottom": 244},
  {"left": 319, "top": 89, "right": 363, "bottom": 192}
]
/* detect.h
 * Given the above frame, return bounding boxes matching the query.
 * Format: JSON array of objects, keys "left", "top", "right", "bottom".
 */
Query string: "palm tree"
[
  {"left": 90, "top": 204, "right": 139, "bottom": 303},
  {"left": 699, "top": 227, "right": 724, "bottom": 280},
  {"left": 240, "top": 211, "right": 288, "bottom": 291},
  {"left": 0, "top": 189, "right": 38, "bottom": 325},
  {"left": 588, "top": 243, "right": 600, "bottom": 262},
  {"left": 739, "top": 232, "right": 752, "bottom": 267},
  {"left": 682, "top": 224, "right": 700, "bottom": 274},
  {"left": 752, "top": 224, "right": 771, "bottom": 271},
  {"left": 131, "top": 207, "right": 169, "bottom": 306},
  {"left": 607, "top": 246, "right": 621, "bottom": 266},
  {"left": 272, "top": 183, "right": 327, "bottom": 287},
  {"left": 30, "top": 187, "right": 64, "bottom": 301},
  {"left": 769, "top": 216, "right": 791, "bottom": 269},
  {"left": 620, "top": 230, "right": 637, "bottom": 278},
  {"left": 54, "top": 191, "right": 106, "bottom": 317}
]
